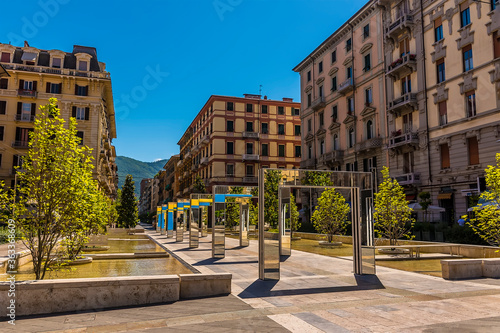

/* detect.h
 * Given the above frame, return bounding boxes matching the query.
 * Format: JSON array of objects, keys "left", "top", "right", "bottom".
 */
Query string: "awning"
[
  {"left": 21, "top": 52, "right": 37, "bottom": 61},
  {"left": 437, "top": 193, "right": 453, "bottom": 200},
  {"left": 0, "top": 64, "right": 9, "bottom": 77}
]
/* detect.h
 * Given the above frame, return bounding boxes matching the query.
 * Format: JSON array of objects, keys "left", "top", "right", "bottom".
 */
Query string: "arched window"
[
  {"left": 348, "top": 128, "right": 355, "bottom": 148},
  {"left": 333, "top": 134, "right": 339, "bottom": 150},
  {"left": 366, "top": 120, "right": 373, "bottom": 139}
]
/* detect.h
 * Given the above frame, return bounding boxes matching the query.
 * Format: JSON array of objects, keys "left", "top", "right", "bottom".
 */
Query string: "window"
[
  {"left": 23, "top": 80, "right": 34, "bottom": 91},
  {"left": 438, "top": 101, "right": 448, "bottom": 125},
  {"left": 307, "top": 93, "right": 312, "bottom": 107},
  {"left": 332, "top": 105, "right": 338, "bottom": 121},
  {"left": 246, "top": 142, "right": 253, "bottom": 154},
  {"left": 437, "top": 58, "right": 445, "bottom": 83},
  {"left": 318, "top": 61, "right": 323, "bottom": 73},
  {"left": 463, "top": 45, "right": 473, "bottom": 72},
  {"left": 72, "top": 106, "right": 89, "bottom": 120},
  {"left": 403, "top": 152, "right": 414, "bottom": 173},
  {"left": 365, "top": 88, "right": 372, "bottom": 105},
  {"left": 460, "top": 2, "right": 471, "bottom": 28},
  {"left": 76, "top": 107, "right": 85, "bottom": 120},
  {"left": 52, "top": 58, "right": 61, "bottom": 68},
  {"left": 46, "top": 82, "right": 61, "bottom": 94},
  {"left": 319, "top": 112, "right": 324, "bottom": 127},
  {"left": 363, "top": 24, "right": 370, "bottom": 38},
  {"left": 364, "top": 54, "right": 371, "bottom": 72},
  {"left": 226, "top": 141, "right": 234, "bottom": 155},
  {"left": 20, "top": 102, "right": 33, "bottom": 121},
  {"left": 346, "top": 38, "right": 352, "bottom": 52},
  {"left": 262, "top": 144, "right": 269, "bottom": 156},
  {"left": 278, "top": 106, "right": 284, "bottom": 115},
  {"left": 347, "top": 66, "right": 352, "bottom": 79},
  {"left": 434, "top": 17, "right": 444, "bottom": 42},
  {"left": 348, "top": 127, "right": 355, "bottom": 148},
  {"left": 261, "top": 105, "right": 268, "bottom": 113},
  {"left": 246, "top": 103, "right": 253, "bottom": 112},
  {"left": 319, "top": 140, "right": 325, "bottom": 155},
  {"left": 401, "top": 75, "right": 411, "bottom": 94},
  {"left": 227, "top": 102, "right": 234, "bottom": 111},
  {"left": 366, "top": 120, "right": 374, "bottom": 139},
  {"left": 440, "top": 144, "right": 450, "bottom": 169},
  {"left": 347, "top": 97, "right": 354, "bottom": 114},
  {"left": 307, "top": 119, "right": 312, "bottom": 132},
  {"left": 78, "top": 61, "right": 88, "bottom": 71},
  {"left": 76, "top": 131, "right": 84, "bottom": 145},
  {"left": 308, "top": 144, "right": 312, "bottom": 159},
  {"left": 399, "top": 38, "right": 410, "bottom": 57},
  {"left": 0, "top": 126, "right": 3, "bottom": 141},
  {"left": 278, "top": 124, "right": 285, "bottom": 135},
  {"left": 0, "top": 78, "right": 7, "bottom": 89},
  {"left": 261, "top": 122, "right": 268, "bottom": 134},
  {"left": 246, "top": 165, "right": 254, "bottom": 177},
  {"left": 307, "top": 71, "right": 311, "bottom": 82},
  {"left": 331, "top": 50, "right": 337, "bottom": 63},
  {"left": 75, "top": 84, "right": 88, "bottom": 96},
  {"left": 293, "top": 108, "right": 300, "bottom": 116},
  {"left": 246, "top": 121, "right": 253, "bottom": 132},
  {"left": 494, "top": 31, "right": 500, "bottom": 59},
  {"left": 278, "top": 144, "right": 285, "bottom": 157},
  {"left": 468, "top": 137, "right": 479, "bottom": 165},
  {"left": 295, "top": 146, "right": 301, "bottom": 158},
  {"left": 1, "top": 52, "right": 10, "bottom": 63},
  {"left": 331, "top": 76, "right": 337, "bottom": 91},
  {"left": 466, "top": 90, "right": 476, "bottom": 117},
  {"left": 226, "top": 164, "right": 234, "bottom": 177},
  {"left": 294, "top": 124, "right": 301, "bottom": 136},
  {"left": 0, "top": 101, "right": 5, "bottom": 115},
  {"left": 333, "top": 134, "right": 339, "bottom": 150},
  {"left": 319, "top": 86, "right": 323, "bottom": 99},
  {"left": 492, "top": 0, "right": 497, "bottom": 10}
]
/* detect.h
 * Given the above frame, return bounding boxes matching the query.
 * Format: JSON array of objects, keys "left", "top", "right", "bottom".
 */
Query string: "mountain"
[{"left": 115, "top": 156, "right": 168, "bottom": 197}]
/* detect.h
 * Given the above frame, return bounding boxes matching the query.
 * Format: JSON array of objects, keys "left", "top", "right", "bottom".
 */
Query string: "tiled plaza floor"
[{"left": 4, "top": 227, "right": 500, "bottom": 332}]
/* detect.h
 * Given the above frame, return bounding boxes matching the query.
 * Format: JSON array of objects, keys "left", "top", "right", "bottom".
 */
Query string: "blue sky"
[{"left": 1, "top": 0, "right": 367, "bottom": 162}]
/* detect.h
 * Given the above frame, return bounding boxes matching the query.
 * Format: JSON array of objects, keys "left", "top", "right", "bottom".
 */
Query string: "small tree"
[
  {"left": 467, "top": 153, "right": 500, "bottom": 246},
  {"left": 418, "top": 191, "right": 432, "bottom": 223},
  {"left": 301, "top": 171, "right": 333, "bottom": 225},
  {"left": 264, "top": 170, "right": 282, "bottom": 229},
  {"left": 311, "top": 188, "right": 349, "bottom": 242},
  {"left": 192, "top": 176, "right": 206, "bottom": 194},
  {"left": 118, "top": 174, "right": 138, "bottom": 228},
  {"left": 226, "top": 186, "right": 243, "bottom": 230},
  {"left": 374, "top": 167, "right": 415, "bottom": 245},
  {"left": 290, "top": 193, "right": 300, "bottom": 238}
]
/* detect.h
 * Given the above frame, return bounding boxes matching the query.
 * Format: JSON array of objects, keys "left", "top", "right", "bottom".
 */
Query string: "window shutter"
[
  {"left": 441, "top": 144, "right": 450, "bottom": 169},
  {"left": 13, "top": 155, "right": 18, "bottom": 168},
  {"left": 46, "top": 82, "right": 50, "bottom": 93},
  {"left": 31, "top": 103, "right": 36, "bottom": 116},
  {"left": 372, "top": 156, "right": 377, "bottom": 169},
  {"left": 85, "top": 86, "right": 88, "bottom": 96},
  {"left": 72, "top": 106, "right": 76, "bottom": 118},
  {"left": 363, "top": 159, "right": 368, "bottom": 172},
  {"left": 460, "top": 2, "right": 468, "bottom": 11},
  {"left": 468, "top": 137, "right": 479, "bottom": 165},
  {"left": 439, "top": 101, "right": 447, "bottom": 116},
  {"left": 17, "top": 102, "right": 22, "bottom": 115},
  {"left": 354, "top": 161, "right": 358, "bottom": 171},
  {"left": 58, "top": 83, "right": 62, "bottom": 94},
  {"left": 74, "top": 84, "right": 78, "bottom": 95},
  {"left": 18, "top": 80, "right": 24, "bottom": 90},
  {"left": 85, "top": 107, "right": 90, "bottom": 120},
  {"left": 33, "top": 81, "right": 37, "bottom": 91}
]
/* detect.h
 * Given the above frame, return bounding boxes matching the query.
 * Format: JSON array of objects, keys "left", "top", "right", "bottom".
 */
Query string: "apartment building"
[
  {"left": 139, "top": 178, "right": 153, "bottom": 215},
  {"left": 164, "top": 154, "right": 179, "bottom": 203},
  {"left": 176, "top": 94, "right": 302, "bottom": 199},
  {"left": 293, "top": 1, "right": 387, "bottom": 178},
  {"left": 0, "top": 42, "right": 118, "bottom": 198}
]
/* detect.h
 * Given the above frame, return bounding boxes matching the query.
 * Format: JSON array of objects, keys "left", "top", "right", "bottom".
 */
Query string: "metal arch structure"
[
  {"left": 188, "top": 194, "right": 213, "bottom": 248},
  {"left": 258, "top": 168, "right": 376, "bottom": 281}
]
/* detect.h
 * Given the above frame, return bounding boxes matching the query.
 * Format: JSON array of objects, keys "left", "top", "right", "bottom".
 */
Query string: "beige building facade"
[{"left": 0, "top": 43, "right": 118, "bottom": 198}]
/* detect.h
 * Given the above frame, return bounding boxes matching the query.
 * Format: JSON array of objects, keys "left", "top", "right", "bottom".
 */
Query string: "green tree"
[
  {"left": 467, "top": 153, "right": 500, "bottom": 246},
  {"left": 192, "top": 175, "right": 207, "bottom": 194},
  {"left": 374, "top": 167, "right": 415, "bottom": 245},
  {"left": 311, "top": 188, "right": 350, "bottom": 242},
  {"left": 301, "top": 171, "right": 333, "bottom": 225},
  {"left": 226, "top": 186, "right": 243, "bottom": 230},
  {"left": 0, "top": 181, "right": 13, "bottom": 224},
  {"left": 249, "top": 187, "right": 259, "bottom": 225},
  {"left": 12, "top": 98, "right": 99, "bottom": 279},
  {"left": 264, "top": 170, "right": 282, "bottom": 229},
  {"left": 290, "top": 193, "right": 300, "bottom": 238},
  {"left": 118, "top": 174, "right": 138, "bottom": 228},
  {"left": 418, "top": 191, "right": 432, "bottom": 223}
]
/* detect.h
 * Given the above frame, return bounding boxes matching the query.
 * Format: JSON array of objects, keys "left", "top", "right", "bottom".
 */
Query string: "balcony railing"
[
  {"left": 388, "top": 93, "right": 417, "bottom": 114},
  {"left": 395, "top": 173, "right": 421, "bottom": 186},
  {"left": 318, "top": 150, "right": 344, "bottom": 166},
  {"left": 15, "top": 114, "right": 35, "bottom": 122},
  {"left": 242, "top": 154, "right": 259, "bottom": 161},
  {"left": 12, "top": 141, "right": 29, "bottom": 148},
  {"left": 337, "top": 78, "right": 354, "bottom": 95},
  {"left": 311, "top": 96, "right": 326, "bottom": 110},
  {"left": 387, "top": 54, "right": 417, "bottom": 77},
  {"left": 243, "top": 176, "right": 258, "bottom": 183},
  {"left": 388, "top": 131, "right": 419, "bottom": 149},
  {"left": 17, "top": 89, "right": 37, "bottom": 97},
  {"left": 1, "top": 62, "right": 111, "bottom": 79},
  {"left": 242, "top": 131, "right": 260, "bottom": 139},
  {"left": 200, "top": 157, "right": 209, "bottom": 165},
  {"left": 385, "top": 13, "right": 413, "bottom": 39},
  {"left": 199, "top": 135, "right": 210, "bottom": 147},
  {"left": 356, "top": 138, "right": 383, "bottom": 152}
]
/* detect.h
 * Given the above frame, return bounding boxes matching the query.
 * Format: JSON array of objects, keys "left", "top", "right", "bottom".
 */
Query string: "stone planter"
[
  {"left": 63, "top": 256, "right": 93, "bottom": 265},
  {"left": 319, "top": 241, "right": 342, "bottom": 247},
  {"left": 377, "top": 248, "right": 410, "bottom": 255}
]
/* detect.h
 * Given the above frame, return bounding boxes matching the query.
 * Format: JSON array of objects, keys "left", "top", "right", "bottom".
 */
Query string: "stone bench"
[
  {"left": 179, "top": 273, "right": 232, "bottom": 299},
  {"left": 441, "top": 259, "right": 500, "bottom": 280}
]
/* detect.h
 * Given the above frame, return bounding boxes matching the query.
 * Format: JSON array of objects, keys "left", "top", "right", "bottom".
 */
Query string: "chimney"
[
  {"left": 282, "top": 98, "right": 293, "bottom": 102},
  {"left": 264, "top": 95, "right": 267, "bottom": 100}
]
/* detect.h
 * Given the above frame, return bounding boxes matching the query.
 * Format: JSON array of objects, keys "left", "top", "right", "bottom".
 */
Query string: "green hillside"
[{"left": 115, "top": 156, "right": 168, "bottom": 197}]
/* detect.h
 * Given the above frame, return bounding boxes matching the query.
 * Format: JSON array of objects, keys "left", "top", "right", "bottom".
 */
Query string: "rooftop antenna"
[{"left": 259, "top": 85, "right": 262, "bottom": 96}]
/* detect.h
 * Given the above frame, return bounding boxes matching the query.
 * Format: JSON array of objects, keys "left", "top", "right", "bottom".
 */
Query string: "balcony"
[
  {"left": 242, "top": 154, "right": 259, "bottom": 161},
  {"left": 242, "top": 131, "right": 260, "bottom": 139},
  {"left": 199, "top": 135, "right": 210, "bottom": 147},
  {"left": 356, "top": 137, "right": 383, "bottom": 152},
  {"left": 12, "top": 141, "right": 29, "bottom": 148},
  {"left": 385, "top": 13, "right": 414, "bottom": 41},
  {"left": 243, "top": 176, "right": 258, "bottom": 183},
  {"left": 177, "top": 159, "right": 183, "bottom": 167},
  {"left": 191, "top": 144, "right": 200, "bottom": 153},
  {"left": 1, "top": 62, "right": 111, "bottom": 79},
  {"left": 300, "top": 159, "right": 316, "bottom": 169},
  {"left": 311, "top": 96, "right": 326, "bottom": 110},
  {"left": 387, "top": 54, "right": 417, "bottom": 78},
  {"left": 200, "top": 157, "right": 209, "bottom": 165},
  {"left": 191, "top": 164, "right": 197, "bottom": 171},
  {"left": 388, "top": 131, "right": 419, "bottom": 149},
  {"left": 387, "top": 93, "right": 417, "bottom": 115},
  {"left": 337, "top": 78, "right": 354, "bottom": 95},
  {"left": 183, "top": 171, "right": 188, "bottom": 177},
  {"left": 17, "top": 89, "right": 37, "bottom": 98},
  {"left": 184, "top": 150, "right": 191, "bottom": 159},
  {"left": 318, "top": 150, "right": 344, "bottom": 166},
  {"left": 14, "top": 114, "right": 35, "bottom": 122},
  {"left": 395, "top": 173, "right": 421, "bottom": 186}
]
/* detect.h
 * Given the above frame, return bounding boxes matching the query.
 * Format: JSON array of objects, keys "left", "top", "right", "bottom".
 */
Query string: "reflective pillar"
[
  {"left": 161, "top": 205, "right": 167, "bottom": 235},
  {"left": 167, "top": 202, "right": 175, "bottom": 238},
  {"left": 212, "top": 198, "right": 226, "bottom": 259},
  {"left": 201, "top": 206, "right": 208, "bottom": 237},
  {"left": 156, "top": 206, "right": 161, "bottom": 233},
  {"left": 189, "top": 199, "right": 199, "bottom": 248},
  {"left": 176, "top": 202, "right": 184, "bottom": 242},
  {"left": 240, "top": 203, "right": 249, "bottom": 247},
  {"left": 279, "top": 187, "right": 291, "bottom": 257}
]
